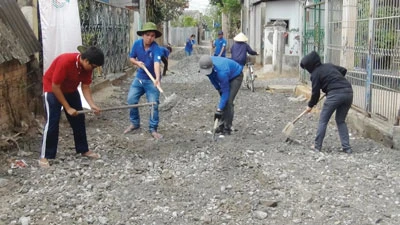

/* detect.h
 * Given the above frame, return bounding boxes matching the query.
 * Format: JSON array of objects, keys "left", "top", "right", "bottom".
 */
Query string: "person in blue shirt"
[
  {"left": 160, "top": 44, "right": 172, "bottom": 76},
  {"left": 198, "top": 55, "right": 243, "bottom": 135},
  {"left": 230, "top": 32, "right": 258, "bottom": 66},
  {"left": 184, "top": 34, "right": 196, "bottom": 56},
  {"left": 212, "top": 31, "right": 227, "bottom": 57},
  {"left": 124, "top": 22, "right": 163, "bottom": 139}
]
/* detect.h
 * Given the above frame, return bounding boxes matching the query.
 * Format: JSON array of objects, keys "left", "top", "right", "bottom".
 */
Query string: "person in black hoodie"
[{"left": 300, "top": 51, "right": 353, "bottom": 154}]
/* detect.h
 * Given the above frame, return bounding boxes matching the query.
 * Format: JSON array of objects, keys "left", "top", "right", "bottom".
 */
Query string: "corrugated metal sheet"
[{"left": 0, "top": 0, "right": 41, "bottom": 64}]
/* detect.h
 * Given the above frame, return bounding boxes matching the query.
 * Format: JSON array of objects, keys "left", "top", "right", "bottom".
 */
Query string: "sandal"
[
  {"left": 151, "top": 131, "right": 163, "bottom": 140},
  {"left": 123, "top": 124, "right": 140, "bottom": 134},
  {"left": 82, "top": 150, "right": 101, "bottom": 159},
  {"left": 38, "top": 158, "right": 50, "bottom": 168}
]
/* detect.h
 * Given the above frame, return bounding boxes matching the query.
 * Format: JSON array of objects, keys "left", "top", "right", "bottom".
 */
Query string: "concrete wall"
[
  {"left": 262, "top": 0, "right": 301, "bottom": 75},
  {"left": 168, "top": 27, "right": 198, "bottom": 47},
  {"left": 265, "top": 0, "right": 301, "bottom": 56},
  {"left": 247, "top": 2, "right": 266, "bottom": 65}
]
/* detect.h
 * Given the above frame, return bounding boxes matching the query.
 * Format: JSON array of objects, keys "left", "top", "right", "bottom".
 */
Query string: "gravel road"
[{"left": 0, "top": 47, "right": 399, "bottom": 225}]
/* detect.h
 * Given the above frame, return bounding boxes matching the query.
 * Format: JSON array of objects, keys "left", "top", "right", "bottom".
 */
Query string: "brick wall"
[{"left": 0, "top": 59, "right": 43, "bottom": 132}]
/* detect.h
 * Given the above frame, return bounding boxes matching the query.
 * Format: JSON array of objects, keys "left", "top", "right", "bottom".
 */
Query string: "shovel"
[
  {"left": 141, "top": 65, "right": 178, "bottom": 111},
  {"left": 77, "top": 102, "right": 156, "bottom": 114},
  {"left": 282, "top": 94, "right": 326, "bottom": 140},
  {"left": 211, "top": 118, "right": 219, "bottom": 141}
]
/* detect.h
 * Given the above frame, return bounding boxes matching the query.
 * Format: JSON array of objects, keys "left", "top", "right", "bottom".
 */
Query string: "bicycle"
[{"left": 243, "top": 55, "right": 256, "bottom": 92}]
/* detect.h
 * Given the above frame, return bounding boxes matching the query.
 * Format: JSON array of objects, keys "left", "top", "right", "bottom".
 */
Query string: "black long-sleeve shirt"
[{"left": 300, "top": 51, "right": 352, "bottom": 107}]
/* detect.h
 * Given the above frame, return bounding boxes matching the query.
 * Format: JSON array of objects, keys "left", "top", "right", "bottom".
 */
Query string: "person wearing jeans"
[
  {"left": 300, "top": 51, "right": 353, "bottom": 153},
  {"left": 126, "top": 78, "right": 160, "bottom": 133},
  {"left": 124, "top": 22, "right": 163, "bottom": 139},
  {"left": 198, "top": 55, "right": 243, "bottom": 135},
  {"left": 315, "top": 90, "right": 353, "bottom": 152}
]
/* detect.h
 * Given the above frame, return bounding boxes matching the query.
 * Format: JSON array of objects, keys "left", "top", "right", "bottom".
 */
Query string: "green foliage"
[
  {"left": 209, "top": 0, "right": 241, "bottom": 38},
  {"left": 375, "top": 5, "right": 400, "bottom": 49},
  {"left": 356, "top": 0, "right": 400, "bottom": 50},
  {"left": 171, "top": 15, "right": 198, "bottom": 27},
  {"left": 146, "top": 0, "right": 188, "bottom": 24}
]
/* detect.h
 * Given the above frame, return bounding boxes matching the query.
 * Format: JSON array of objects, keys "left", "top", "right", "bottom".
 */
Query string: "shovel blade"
[
  {"left": 282, "top": 122, "right": 294, "bottom": 137},
  {"left": 159, "top": 93, "right": 178, "bottom": 111}
]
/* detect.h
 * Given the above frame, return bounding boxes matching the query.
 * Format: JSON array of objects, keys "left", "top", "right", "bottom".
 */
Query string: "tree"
[
  {"left": 171, "top": 14, "right": 198, "bottom": 27},
  {"left": 146, "top": 0, "right": 188, "bottom": 25},
  {"left": 209, "top": 0, "right": 241, "bottom": 38}
]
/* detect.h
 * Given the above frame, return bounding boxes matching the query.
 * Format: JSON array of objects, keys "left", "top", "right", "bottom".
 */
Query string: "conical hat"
[{"left": 233, "top": 32, "right": 248, "bottom": 42}]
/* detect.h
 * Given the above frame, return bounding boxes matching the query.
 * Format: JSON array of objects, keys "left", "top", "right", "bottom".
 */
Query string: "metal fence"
[
  {"left": 302, "top": 0, "right": 400, "bottom": 123},
  {"left": 78, "top": 0, "right": 131, "bottom": 78},
  {"left": 168, "top": 27, "right": 198, "bottom": 47}
]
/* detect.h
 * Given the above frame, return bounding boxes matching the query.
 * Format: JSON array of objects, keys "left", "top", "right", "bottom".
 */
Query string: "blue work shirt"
[
  {"left": 129, "top": 39, "right": 162, "bottom": 80},
  {"left": 185, "top": 38, "right": 195, "bottom": 52},
  {"left": 160, "top": 47, "right": 170, "bottom": 58},
  {"left": 207, "top": 56, "right": 243, "bottom": 110},
  {"left": 213, "top": 38, "right": 227, "bottom": 57}
]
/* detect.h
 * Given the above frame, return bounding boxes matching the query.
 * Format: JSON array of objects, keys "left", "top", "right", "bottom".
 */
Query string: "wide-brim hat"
[
  {"left": 77, "top": 45, "right": 87, "bottom": 53},
  {"left": 233, "top": 32, "right": 248, "bottom": 42},
  {"left": 198, "top": 55, "right": 213, "bottom": 76},
  {"left": 137, "top": 22, "right": 162, "bottom": 38}
]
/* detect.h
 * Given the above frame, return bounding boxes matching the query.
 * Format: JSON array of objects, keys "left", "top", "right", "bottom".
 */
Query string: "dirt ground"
[{"left": 0, "top": 47, "right": 399, "bottom": 225}]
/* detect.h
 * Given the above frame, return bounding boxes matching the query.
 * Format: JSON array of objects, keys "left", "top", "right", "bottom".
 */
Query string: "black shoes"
[
  {"left": 215, "top": 125, "right": 224, "bottom": 134},
  {"left": 215, "top": 125, "right": 232, "bottom": 135},
  {"left": 222, "top": 129, "right": 231, "bottom": 135},
  {"left": 343, "top": 148, "right": 352, "bottom": 154}
]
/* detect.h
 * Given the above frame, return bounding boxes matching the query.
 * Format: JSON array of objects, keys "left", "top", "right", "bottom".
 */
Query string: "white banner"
[{"left": 39, "top": 0, "right": 90, "bottom": 109}]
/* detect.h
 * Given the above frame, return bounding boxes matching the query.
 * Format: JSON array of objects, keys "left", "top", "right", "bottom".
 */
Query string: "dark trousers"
[
  {"left": 315, "top": 89, "right": 353, "bottom": 151},
  {"left": 41, "top": 91, "right": 88, "bottom": 159},
  {"left": 221, "top": 72, "right": 243, "bottom": 130},
  {"left": 161, "top": 56, "right": 168, "bottom": 76}
]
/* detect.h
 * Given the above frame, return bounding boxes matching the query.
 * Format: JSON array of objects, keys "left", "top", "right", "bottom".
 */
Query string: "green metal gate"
[
  {"left": 301, "top": 0, "right": 400, "bottom": 124},
  {"left": 301, "top": 0, "right": 325, "bottom": 83}
]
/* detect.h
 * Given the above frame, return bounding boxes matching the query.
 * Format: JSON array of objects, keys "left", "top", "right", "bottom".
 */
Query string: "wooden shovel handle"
[
  {"left": 141, "top": 65, "right": 164, "bottom": 94},
  {"left": 292, "top": 94, "right": 326, "bottom": 124},
  {"left": 77, "top": 102, "right": 156, "bottom": 114},
  {"left": 291, "top": 109, "right": 308, "bottom": 124}
]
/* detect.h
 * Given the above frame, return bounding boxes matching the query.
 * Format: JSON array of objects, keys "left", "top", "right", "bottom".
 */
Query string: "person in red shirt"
[{"left": 39, "top": 46, "right": 104, "bottom": 168}]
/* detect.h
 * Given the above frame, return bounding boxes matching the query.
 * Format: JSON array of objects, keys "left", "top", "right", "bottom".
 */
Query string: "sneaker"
[{"left": 343, "top": 148, "right": 352, "bottom": 154}]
